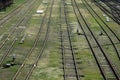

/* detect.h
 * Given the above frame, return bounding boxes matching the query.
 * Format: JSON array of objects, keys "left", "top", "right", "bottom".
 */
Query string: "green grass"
[
  {"left": 0, "top": 0, "right": 120, "bottom": 80},
  {"left": 30, "top": 46, "right": 62, "bottom": 80},
  {"left": 30, "top": 67, "right": 62, "bottom": 80},
  {"left": 0, "top": 0, "right": 43, "bottom": 80},
  {"left": 0, "top": 0, "right": 26, "bottom": 18},
  {"left": 0, "top": 65, "right": 19, "bottom": 80},
  {"left": 76, "top": 49, "right": 102, "bottom": 80}
]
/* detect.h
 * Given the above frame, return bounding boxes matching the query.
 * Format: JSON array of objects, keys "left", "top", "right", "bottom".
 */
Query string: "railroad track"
[
  {"left": 0, "top": 0, "right": 29, "bottom": 26},
  {"left": 85, "top": 0, "right": 120, "bottom": 42},
  {"left": 0, "top": 37, "right": 17, "bottom": 66},
  {"left": 103, "top": 1, "right": 120, "bottom": 21},
  {"left": 94, "top": 1, "right": 120, "bottom": 24},
  {"left": 114, "top": 0, "right": 120, "bottom": 3},
  {"left": 12, "top": 0, "right": 54, "bottom": 79},
  {"left": 113, "top": 0, "right": 120, "bottom": 4},
  {"left": 71, "top": 0, "right": 120, "bottom": 79},
  {"left": 0, "top": 0, "right": 37, "bottom": 50},
  {"left": 59, "top": 0, "right": 80, "bottom": 80},
  {"left": 82, "top": 0, "right": 120, "bottom": 59},
  {"left": 90, "top": 3, "right": 120, "bottom": 39},
  {"left": 104, "top": 1, "right": 120, "bottom": 13},
  {"left": 0, "top": 0, "right": 40, "bottom": 67}
]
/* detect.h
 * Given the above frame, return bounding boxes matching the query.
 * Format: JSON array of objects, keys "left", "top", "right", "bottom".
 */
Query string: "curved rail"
[
  {"left": 12, "top": 0, "right": 53, "bottom": 79},
  {"left": 83, "top": 0, "right": 120, "bottom": 60},
  {"left": 72, "top": 0, "right": 120, "bottom": 79},
  {"left": 0, "top": 0, "right": 38, "bottom": 67},
  {"left": 94, "top": 1, "right": 120, "bottom": 24},
  {"left": 0, "top": 0, "right": 36, "bottom": 51}
]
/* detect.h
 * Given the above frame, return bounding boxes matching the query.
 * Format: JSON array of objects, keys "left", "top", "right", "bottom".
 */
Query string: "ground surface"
[{"left": 0, "top": 0, "right": 120, "bottom": 80}]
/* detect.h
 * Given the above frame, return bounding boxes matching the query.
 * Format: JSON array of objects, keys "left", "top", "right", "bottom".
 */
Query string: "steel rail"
[
  {"left": 0, "top": 0, "right": 29, "bottom": 25},
  {"left": 72, "top": 0, "right": 120, "bottom": 79},
  {"left": 25, "top": 1, "right": 54, "bottom": 79},
  {"left": 94, "top": 1, "right": 120, "bottom": 24},
  {"left": 0, "top": 0, "right": 37, "bottom": 51},
  {"left": 12, "top": 0, "right": 52, "bottom": 79},
  {"left": 60, "top": 0, "right": 80, "bottom": 80},
  {"left": 83, "top": 0, "right": 120, "bottom": 60}
]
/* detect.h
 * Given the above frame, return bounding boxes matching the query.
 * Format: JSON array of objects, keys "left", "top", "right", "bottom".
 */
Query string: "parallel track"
[
  {"left": 103, "top": 1, "right": 120, "bottom": 22},
  {"left": 94, "top": 1, "right": 120, "bottom": 24},
  {"left": 12, "top": 0, "right": 54, "bottom": 79},
  {"left": 83, "top": 0, "right": 120, "bottom": 60},
  {"left": 0, "top": 0, "right": 39, "bottom": 66},
  {"left": 0, "top": 0, "right": 36, "bottom": 50},
  {"left": 0, "top": 0, "right": 28, "bottom": 25},
  {"left": 71, "top": 0, "right": 120, "bottom": 79},
  {"left": 59, "top": 0, "right": 80, "bottom": 80}
]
